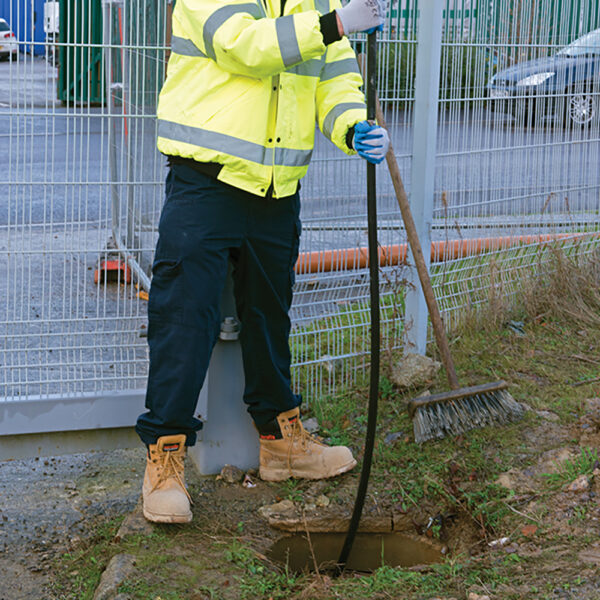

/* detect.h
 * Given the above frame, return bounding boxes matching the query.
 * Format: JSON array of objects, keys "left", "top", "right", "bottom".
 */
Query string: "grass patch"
[
  {"left": 50, "top": 518, "right": 125, "bottom": 600},
  {"left": 51, "top": 243, "right": 600, "bottom": 599}
]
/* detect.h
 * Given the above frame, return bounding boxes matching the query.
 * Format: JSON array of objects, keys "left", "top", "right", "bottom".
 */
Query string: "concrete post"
[
  {"left": 187, "top": 264, "right": 260, "bottom": 474},
  {"left": 404, "top": 0, "right": 444, "bottom": 355}
]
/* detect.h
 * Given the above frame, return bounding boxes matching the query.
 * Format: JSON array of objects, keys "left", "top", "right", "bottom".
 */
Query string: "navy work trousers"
[{"left": 135, "top": 164, "right": 302, "bottom": 446}]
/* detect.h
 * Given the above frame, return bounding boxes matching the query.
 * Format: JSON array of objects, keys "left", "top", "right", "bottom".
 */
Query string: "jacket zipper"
[{"left": 265, "top": 0, "right": 285, "bottom": 200}]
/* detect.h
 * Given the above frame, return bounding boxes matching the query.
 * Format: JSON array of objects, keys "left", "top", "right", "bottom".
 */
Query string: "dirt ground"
[
  {"left": 3, "top": 399, "right": 600, "bottom": 600},
  {"left": 0, "top": 449, "right": 144, "bottom": 600},
  {"left": 2, "top": 302, "right": 600, "bottom": 599}
]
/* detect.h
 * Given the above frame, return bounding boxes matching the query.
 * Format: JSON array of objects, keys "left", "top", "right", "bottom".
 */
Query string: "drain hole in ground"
[{"left": 267, "top": 532, "right": 444, "bottom": 573}]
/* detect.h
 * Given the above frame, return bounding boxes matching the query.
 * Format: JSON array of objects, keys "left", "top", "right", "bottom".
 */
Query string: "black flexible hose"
[{"left": 337, "top": 30, "right": 379, "bottom": 573}]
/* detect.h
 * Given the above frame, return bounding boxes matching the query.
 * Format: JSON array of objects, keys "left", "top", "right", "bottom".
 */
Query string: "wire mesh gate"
[{"left": 1, "top": 0, "right": 600, "bottom": 457}]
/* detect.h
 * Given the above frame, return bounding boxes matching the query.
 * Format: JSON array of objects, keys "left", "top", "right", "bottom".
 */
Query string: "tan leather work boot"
[
  {"left": 259, "top": 408, "right": 357, "bottom": 481},
  {"left": 142, "top": 434, "right": 193, "bottom": 523}
]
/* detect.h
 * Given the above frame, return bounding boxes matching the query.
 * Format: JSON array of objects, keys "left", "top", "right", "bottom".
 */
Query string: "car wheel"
[{"left": 564, "top": 89, "right": 599, "bottom": 129}]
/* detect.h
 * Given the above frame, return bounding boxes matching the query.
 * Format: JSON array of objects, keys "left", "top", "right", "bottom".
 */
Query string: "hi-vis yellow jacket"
[{"left": 157, "top": 0, "right": 367, "bottom": 198}]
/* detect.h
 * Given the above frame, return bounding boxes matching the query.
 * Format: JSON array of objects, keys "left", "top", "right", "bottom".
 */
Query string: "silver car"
[{"left": 0, "top": 18, "right": 18, "bottom": 60}]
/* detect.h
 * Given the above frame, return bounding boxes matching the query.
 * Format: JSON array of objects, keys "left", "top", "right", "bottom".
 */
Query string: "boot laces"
[
  {"left": 286, "top": 417, "right": 326, "bottom": 472},
  {"left": 152, "top": 450, "right": 193, "bottom": 504}
]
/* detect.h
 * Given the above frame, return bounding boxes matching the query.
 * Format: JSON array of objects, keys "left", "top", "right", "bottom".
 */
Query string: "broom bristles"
[{"left": 412, "top": 388, "right": 525, "bottom": 443}]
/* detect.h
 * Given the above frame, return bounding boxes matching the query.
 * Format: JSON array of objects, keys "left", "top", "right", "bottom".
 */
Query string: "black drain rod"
[{"left": 337, "top": 29, "right": 380, "bottom": 574}]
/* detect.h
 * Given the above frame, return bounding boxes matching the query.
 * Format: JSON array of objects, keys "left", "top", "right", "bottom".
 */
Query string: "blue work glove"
[
  {"left": 336, "top": 0, "right": 386, "bottom": 35},
  {"left": 352, "top": 120, "right": 390, "bottom": 164}
]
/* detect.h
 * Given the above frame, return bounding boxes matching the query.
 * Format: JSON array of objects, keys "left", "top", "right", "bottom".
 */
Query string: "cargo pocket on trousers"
[
  {"left": 148, "top": 258, "right": 185, "bottom": 323},
  {"left": 289, "top": 219, "right": 302, "bottom": 287}
]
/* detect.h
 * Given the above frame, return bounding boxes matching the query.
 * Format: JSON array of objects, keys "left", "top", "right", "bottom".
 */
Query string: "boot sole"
[
  {"left": 259, "top": 458, "right": 357, "bottom": 482},
  {"left": 143, "top": 507, "right": 193, "bottom": 524}
]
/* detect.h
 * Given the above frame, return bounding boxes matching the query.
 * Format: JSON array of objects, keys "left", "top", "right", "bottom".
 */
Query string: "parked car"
[
  {"left": 487, "top": 28, "right": 600, "bottom": 128},
  {"left": 0, "top": 18, "right": 18, "bottom": 60}
]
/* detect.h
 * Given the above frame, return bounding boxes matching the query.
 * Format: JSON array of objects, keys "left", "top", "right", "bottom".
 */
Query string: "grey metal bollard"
[{"left": 187, "top": 265, "right": 260, "bottom": 475}]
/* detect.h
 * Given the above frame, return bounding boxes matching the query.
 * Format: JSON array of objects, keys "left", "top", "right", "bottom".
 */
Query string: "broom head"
[{"left": 408, "top": 381, "right": 525, "bottom": 443}]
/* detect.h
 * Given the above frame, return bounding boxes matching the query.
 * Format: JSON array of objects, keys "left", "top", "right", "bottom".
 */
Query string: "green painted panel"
[{"left": 58, "top": 0, "right": 103, "bottom": 104}]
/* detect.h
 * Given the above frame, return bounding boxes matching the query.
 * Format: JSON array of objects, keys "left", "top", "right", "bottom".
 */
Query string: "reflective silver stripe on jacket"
[
  {"left": 171, "top": 36, "right": 207, "bottom": 58},
  {"left": 322, "top": 102, "right": 365, "bottom": 139},
  {"left": 315, "top": 0, "right": 329, "bottom": 14},
  {"left": 158, "top": 119, "right": 312, "bottom": 167},
  {"left": 286, "top": 57, "right": 323, "bottom": 77},
  {"left": 320, "top": 58, "right": 360, "bottom": 81},
  {"left": 275, "top": 146, "right": 313, "bottom": 167},
  {"left": 275, "top": 15, "right": 302, "bottom": 67},
  {"left": 204, "top": 2, "right": 266, "bottom": 61}
]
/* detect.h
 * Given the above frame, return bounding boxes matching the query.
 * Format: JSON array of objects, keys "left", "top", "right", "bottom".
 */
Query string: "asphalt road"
[{"left": 2, "top": 56, "right": 600, "bottom": 237}]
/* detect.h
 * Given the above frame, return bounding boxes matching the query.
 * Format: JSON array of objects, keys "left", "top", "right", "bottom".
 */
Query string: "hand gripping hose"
[{"left": 337, "top": 30, "right": 380, "bottom": 573}]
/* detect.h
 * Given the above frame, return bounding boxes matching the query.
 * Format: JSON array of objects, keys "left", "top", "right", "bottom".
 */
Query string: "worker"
[{"left": 135, "top": 0, "right": 390, "bottom": 523}]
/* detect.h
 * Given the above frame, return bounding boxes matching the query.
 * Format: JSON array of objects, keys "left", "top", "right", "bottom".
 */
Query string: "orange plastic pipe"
[{"left": 294, "top": 232, "right": 598, "bottom": 275}]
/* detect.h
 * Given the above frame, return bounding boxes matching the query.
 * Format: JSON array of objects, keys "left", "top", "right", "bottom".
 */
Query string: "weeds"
[
  {"left": 48, "top": 243, "right": 600, "bottom": 600},
  {"left": 224, "top": 539, "right": 298, "bottom": 599},
  {"left": 542, "top": 447, "right": 599, "bottom": 489},
  {"left": 282, "top": 479, "right": 305, "bottom": 503}
]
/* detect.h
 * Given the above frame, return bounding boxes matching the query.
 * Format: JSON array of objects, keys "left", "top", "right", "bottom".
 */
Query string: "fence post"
[{"left": 404, "top": 0, "right": 444, "bottom": 355}]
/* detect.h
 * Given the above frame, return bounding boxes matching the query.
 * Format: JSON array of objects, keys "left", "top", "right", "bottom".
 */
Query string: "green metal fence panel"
[{"left": 58, "top": 0, "right": 103, "bottom": 104}]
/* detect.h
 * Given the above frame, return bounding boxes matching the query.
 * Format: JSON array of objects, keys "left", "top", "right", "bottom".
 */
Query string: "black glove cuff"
[
  {"left": 319, "top": 11, "right": 342, "bottom": 45},
  {"left": 345, "top": 125, "right": 356, "bottom": 151}
]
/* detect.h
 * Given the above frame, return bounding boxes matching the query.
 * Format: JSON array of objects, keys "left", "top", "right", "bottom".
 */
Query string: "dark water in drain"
[{"left": 268, "top": 532, "right": 443, "bottom": 572}]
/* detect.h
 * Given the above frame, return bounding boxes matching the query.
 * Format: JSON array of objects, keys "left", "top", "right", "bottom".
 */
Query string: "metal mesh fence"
[{"left": 1, "top": 0, "right": 599, "bottom": 414}]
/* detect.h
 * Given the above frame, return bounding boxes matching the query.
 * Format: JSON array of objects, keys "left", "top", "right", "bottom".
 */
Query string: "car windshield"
[
  {"left": 0, "top": 21, "right": 10, "bottom": 32},
  {"left": 556, "top": 29, "right": 600, "bottom": 57}
]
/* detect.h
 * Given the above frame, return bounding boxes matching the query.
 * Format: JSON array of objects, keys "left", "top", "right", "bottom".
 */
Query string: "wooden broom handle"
[
  {"left": 376, "top": 101, "right": 460, "bottom": 389},
  {"left": 356, "top": 53, "right": 460, "bottom": 389}
]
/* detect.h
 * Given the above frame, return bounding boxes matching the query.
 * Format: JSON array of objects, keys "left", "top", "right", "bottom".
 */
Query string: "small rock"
[
  {"left": 536, "top": 410, "right": 560, "bottom": 422},
  {"left": 304, "top": 503, "right": 317, "bottom": 512},
  {"left": 467, "top": 594, "right": 490, "bottom": 600},
  {"left": 585, "top": 397, "right": 600, "bottom": 411},
  {"left": 115, "top": 502, "right": 154, "bottom": 540},
  {"left": 258, "top": 500, "right": 296, "bottom": 520},
  {"left": 320, "top": 354, "right": 343, "bottom": 374},
  {"left": 495, "top": 469, "right": 535, "bottom": 492},
  {"left": 302, "top": 418, "right": 319, "bottom": 434},
  {"left": 567, "top": 474, "right": 590, "bottom": 492},
  {"left": 92, "top": 554, "right": 137, "bottom": 600},
  {"left": 315, "top": 495, "right": 330, "bottom": 508},
  {"left": 390, "top": 353, "right": 441, "bottom": 390},
  {"left": 384, "top": 431, "right": 404, "bottom": 445},
  {"left": 538, "top": 447, "right": 579, "bottom": 475},
  {"left": 506, "top": 320, "right": 525, "bottom": 336},
  {"left": 579, "top": 544, "right": 600, "bottom": 565},
  {"left": 219, "top": 464, "right": 244, "bottom": 484}
]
